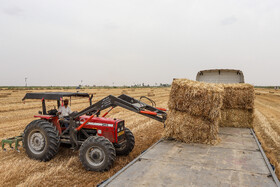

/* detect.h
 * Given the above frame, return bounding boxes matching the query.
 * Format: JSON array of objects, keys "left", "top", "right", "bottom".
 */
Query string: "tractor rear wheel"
[
  {"left": 79, "top": 136, "right": 116, "bottom": 171},
  {"left": 115, "top": 128, "right": 135, "bottom": 156},
  {"left": 23, "top": 120, "right": 60, "bottom": 161}
]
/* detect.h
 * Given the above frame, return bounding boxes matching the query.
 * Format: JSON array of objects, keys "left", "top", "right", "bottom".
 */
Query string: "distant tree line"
[{"left": 0, "top": 83, "right": 171, "bottom": 90}]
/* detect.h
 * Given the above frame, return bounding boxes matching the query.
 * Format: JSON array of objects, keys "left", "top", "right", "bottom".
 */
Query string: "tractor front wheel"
[
  {"left": 115, "top": 128, "right": 135, "bottom": 156},
  {"left": 79, "top": 136, "right": 116, "bottom": 171},
  {"left": 23, "top": 120, "right": 60, "bottom": 161}
]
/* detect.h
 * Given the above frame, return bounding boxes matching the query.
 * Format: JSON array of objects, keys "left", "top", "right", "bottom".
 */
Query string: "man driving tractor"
[{"left": 57, "top": 99, "right": 71, "bottom": 127}]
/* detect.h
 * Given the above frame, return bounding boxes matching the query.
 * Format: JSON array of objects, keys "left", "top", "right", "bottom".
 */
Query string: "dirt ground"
[{"left": 0, "top": 87, "right": 279, "bottom": 186}]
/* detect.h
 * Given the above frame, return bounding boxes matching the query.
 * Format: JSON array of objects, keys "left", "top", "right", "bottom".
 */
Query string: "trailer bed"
[{"left": 100, "top": 127, "right": 279, "bottom": 187}]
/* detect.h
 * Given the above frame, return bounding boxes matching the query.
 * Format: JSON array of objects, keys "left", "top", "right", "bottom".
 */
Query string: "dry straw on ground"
[
  {"left": 164, "top": 79, "right": 224, "bottom": 144},
  {"left": 254, "top": 109, "right": 280, "bottom": 179}
]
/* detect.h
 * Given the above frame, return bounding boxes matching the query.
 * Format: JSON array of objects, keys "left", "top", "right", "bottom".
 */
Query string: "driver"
[{"left": 57, "top": 99, "right": 72, "bottom": 127}]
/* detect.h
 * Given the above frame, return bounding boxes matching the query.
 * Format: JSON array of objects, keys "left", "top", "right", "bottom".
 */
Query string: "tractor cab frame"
[{"left": 22, "top": 92, "right": 93, "bottom": 116}]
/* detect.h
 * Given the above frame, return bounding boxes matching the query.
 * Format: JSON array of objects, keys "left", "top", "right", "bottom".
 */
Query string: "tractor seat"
[{"left": 48, "top": 109, "right": 58, "bottom": 116}]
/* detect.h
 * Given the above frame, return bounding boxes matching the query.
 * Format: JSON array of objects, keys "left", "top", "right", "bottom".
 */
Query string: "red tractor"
[{"left": 2, "top": 92, "right": 166, "bottom": 171}]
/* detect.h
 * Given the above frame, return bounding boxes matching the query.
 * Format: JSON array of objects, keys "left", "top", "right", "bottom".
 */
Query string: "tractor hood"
[{"left": 79, "top": 115, "right": 120, "bottom": 125}]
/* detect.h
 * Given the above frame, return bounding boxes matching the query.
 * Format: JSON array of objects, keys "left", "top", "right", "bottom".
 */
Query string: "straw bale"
[
  {"left": 168, "top": 79, "right": 224, "bottom": 121},
  {"left": 164, "top": 110, "right": 220, "bottom": 145},
  {"left": 222, "top": 84, "right": 254, "bottom": 109},
  {"left": 147, "top": 92, "right": 155, "bottom": 97},
  {"left": 0, "top": 93, "right": 11, "bottom": 98},
  {"left": 220, "top": 109, "right": 254, "bottom": 128}
]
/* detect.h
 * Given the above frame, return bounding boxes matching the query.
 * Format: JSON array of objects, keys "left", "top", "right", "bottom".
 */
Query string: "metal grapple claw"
[{"left": 1, "top": 134, "right": 23, "bottom": 152}]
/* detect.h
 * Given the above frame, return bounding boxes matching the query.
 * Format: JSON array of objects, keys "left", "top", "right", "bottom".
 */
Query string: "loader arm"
[
  {"left": 68, "top": 94, "right": 167, "bottom": 148},
  {"left": 70, "top": 94, "right": 167, "bottom": 122}
]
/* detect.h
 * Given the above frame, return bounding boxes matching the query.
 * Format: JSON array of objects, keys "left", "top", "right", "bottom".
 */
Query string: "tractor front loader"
[{"left": 1, "top": 92, "right": 167, "bottom": 171}]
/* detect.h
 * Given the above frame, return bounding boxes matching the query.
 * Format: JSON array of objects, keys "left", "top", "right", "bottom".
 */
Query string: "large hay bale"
[
  {"left": 220, "top": 109, "right": 254, "bottom": 128},
  {"left": 164, "top": 110, "right": 220, "bottom": 145},
  {"left": 0, "top": 93, "right": 11, "bottom": 98},
  {"left": 222, "top": 84, "right": 254, "bottom": 109},
  {"left": 164, "top": 79, "right": 224, "bottom": 144},
  {"left": 220, "top": 83, "right": 255, "bottom": 128},
  {"left": 168, "top": 79, "right": 224, "bottom": 122}
]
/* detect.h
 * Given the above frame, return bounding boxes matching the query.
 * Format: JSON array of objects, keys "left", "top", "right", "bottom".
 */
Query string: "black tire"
[
  {"left": 79, "top": 136, "right": 116, "bottom": 171},
  {"left": 115, "top": 128, "right": 135, "bottom": 156},
  {"left": 23, "top": 119, "right": 60, "bottom": 161}
]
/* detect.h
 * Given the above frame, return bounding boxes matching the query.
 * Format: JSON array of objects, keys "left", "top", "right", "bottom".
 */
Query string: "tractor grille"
[{"left": 103, "top": 131, "right": 115, "bottom": 142}]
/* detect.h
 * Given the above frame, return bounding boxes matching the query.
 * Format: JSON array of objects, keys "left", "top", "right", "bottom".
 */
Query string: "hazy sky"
[{"left": 0, "top": 0, "right": 280, "bottom": 86}]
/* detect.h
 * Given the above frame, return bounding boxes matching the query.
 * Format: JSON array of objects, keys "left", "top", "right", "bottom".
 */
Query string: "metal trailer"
[
  {"left": 99, "top": 127, "right": 280, "bottom": 187},
  {"left": 196, "top": 69, "right": 245, "bottom": 83}
]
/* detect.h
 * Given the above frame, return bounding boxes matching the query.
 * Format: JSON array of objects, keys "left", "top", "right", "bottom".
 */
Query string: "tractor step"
[{"left": 1, "top": 134, "right": 23, "bottom": 152}]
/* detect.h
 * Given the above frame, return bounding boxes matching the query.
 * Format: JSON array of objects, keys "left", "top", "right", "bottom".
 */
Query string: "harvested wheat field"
[
  {"left": 0, "top": 87, "right": 279, "bottom": 186},
  {"left": 0, "top": 87, "right": 169, "bottom": 186},
  {"left": 254, "top": 88, "right": 280, "bottom": 180}
]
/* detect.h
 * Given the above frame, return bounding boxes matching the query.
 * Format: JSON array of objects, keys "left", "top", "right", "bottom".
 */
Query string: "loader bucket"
[{"left": 1, "top": 134, "right": 23, "bottom": 152}]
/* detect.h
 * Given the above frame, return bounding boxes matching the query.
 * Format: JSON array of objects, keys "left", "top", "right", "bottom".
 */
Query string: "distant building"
[{"left": 196, "top": 69, "right": 245, "bottom": 83}]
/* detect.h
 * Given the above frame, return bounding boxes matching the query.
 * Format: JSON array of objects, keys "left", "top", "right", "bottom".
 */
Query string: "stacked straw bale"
[
  {"left": 164, "top": 79, "right": 224, "bottom": 144},
  {"left": 220, "top": 84, "right": 255, "bottom": 128}
]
